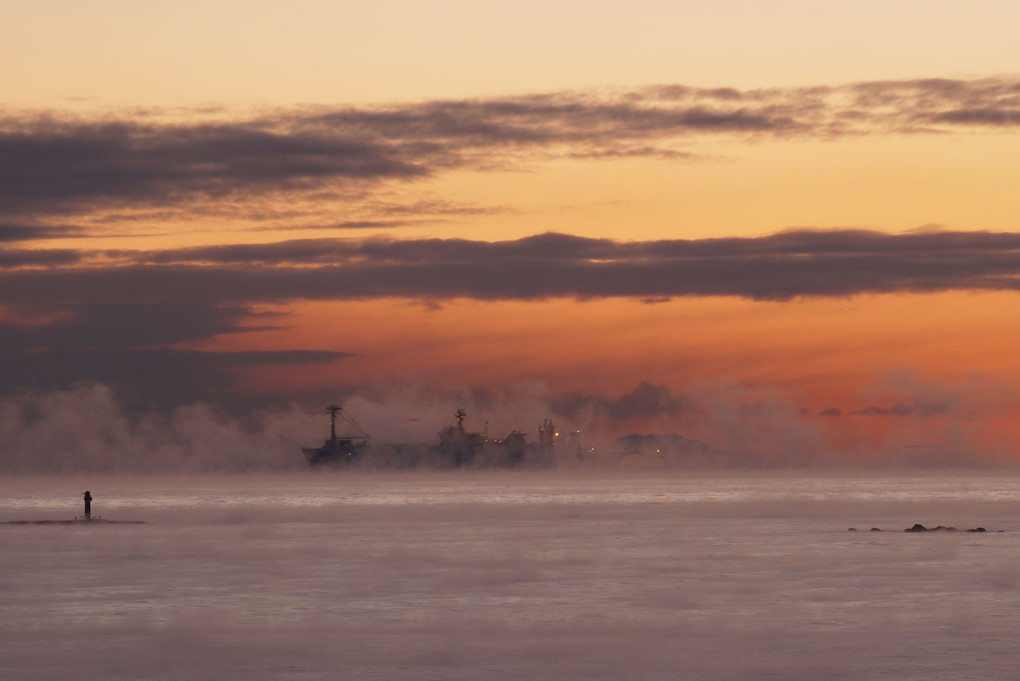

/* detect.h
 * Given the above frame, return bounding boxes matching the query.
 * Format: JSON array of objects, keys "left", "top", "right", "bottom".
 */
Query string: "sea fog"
[{"left": 3, "top": 471, "right": 1020, "bottom": 680}]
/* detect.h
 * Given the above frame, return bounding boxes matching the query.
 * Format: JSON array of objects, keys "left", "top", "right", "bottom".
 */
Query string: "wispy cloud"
[
  {"left": 0, "top": 222, "right": 85, "bottom": 242},
  {"left": 3, "top": 77, "right": 1018, "bottom": 221},
  {"left": 852, "top": 403, "right": 920, "bottom": 417},
  {"left": 0, "top": 248, "right": 81, "bottom": 267}
]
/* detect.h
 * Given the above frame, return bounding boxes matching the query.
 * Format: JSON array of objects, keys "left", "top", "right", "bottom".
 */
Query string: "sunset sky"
[{"left": 4, "top": 0, "right": 1020, "bottom": 461}]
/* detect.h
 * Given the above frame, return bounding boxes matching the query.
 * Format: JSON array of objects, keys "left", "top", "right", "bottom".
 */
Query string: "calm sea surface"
[{"left": 3, "top": 471, "right": 1019, "bottom": 680}]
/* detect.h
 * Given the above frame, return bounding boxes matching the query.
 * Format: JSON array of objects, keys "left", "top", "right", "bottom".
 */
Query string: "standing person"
[{"left": 83, "top": 490, "right": 92, "bottom": 520}]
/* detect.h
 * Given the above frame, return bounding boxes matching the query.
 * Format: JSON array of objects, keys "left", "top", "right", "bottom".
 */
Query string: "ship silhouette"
[
  {"left": 301, "top": 405, "right": 370, "bottom": 466},
  {"left": 436, "top": 408, "right": 528, "bottom": 467},
  {"left": 301, "top": 406, "right": 573, "bottom": 468}
]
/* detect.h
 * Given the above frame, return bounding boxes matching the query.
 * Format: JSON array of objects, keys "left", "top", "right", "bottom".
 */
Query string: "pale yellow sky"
[
  {"left": 422, "top": 132, "right": 1020, "bottom": 242},
  {"left": 38, "top": 129, "right": 1020, "bottom": 253},
  {"left": 3, "top": 0, "right": 1019, "bottom": 108}
]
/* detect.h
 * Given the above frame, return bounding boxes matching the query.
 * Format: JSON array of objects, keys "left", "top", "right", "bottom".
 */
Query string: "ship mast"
[{"left": 326, "top": 404, "right": 342, "bottom": 441}]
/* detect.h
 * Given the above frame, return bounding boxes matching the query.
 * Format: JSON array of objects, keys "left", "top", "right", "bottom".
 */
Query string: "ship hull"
[{"left": 302, "top": 439, "right": 368, "bottom": 466}]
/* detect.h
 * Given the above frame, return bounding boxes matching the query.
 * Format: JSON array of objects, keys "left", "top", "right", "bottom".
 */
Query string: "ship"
[
  {"left": 436, "top": 409, "right": 528, "bottom": 467},
  {"left": 300, "top": 405, "right": 568, "bottom": 468},
  {"left": 302, "top": 404, "right": 370, "bottom": 466}
]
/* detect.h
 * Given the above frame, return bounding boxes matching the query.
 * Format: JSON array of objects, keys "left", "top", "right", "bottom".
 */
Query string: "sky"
[{"left": 3, "top": 0, "right": 1020, "bottom": 465}]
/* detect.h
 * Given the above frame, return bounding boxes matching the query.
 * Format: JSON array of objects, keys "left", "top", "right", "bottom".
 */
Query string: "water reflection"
[{"left": 3, "top": 471, "right": 1019, "bottom": 514}]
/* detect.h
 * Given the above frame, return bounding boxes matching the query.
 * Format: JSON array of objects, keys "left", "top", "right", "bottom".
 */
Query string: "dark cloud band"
[
  {"left": 4, "top": 227, "right": 1018, "bottom": 409},
  {"left": 7, "top": 229, "right": 1020, "bottom": 304},
  {"left": 3, "top": 77, "right": 1018, "bottom": 219}
]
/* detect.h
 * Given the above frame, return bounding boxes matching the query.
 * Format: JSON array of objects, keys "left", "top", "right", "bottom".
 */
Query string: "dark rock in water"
[{"left": 852, "top": 523, "right": 998, "bottom": 533}]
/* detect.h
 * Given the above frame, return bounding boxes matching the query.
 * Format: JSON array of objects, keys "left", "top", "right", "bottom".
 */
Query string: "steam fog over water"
[{"left": 4, "top": 471, "right": 1020, "bottom": 680}]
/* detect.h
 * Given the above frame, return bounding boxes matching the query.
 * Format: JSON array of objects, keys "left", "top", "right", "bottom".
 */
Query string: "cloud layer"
[
  {"left": 9, "top": 228, "right": 1020, "bottom": 304},
  {"left": 6, "top": 228, "right": 1020, "bottom": 406},
  {"left": 4, "top": 77, "right": 1020, "bottom": 415},
  {"left": 3, "top": 77, "right": 1019, "bottom": 222}
]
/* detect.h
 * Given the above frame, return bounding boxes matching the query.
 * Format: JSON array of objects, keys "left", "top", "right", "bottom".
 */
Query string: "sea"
[{"left": 2, "top": 470, "right": 1019, "bottom": 680}]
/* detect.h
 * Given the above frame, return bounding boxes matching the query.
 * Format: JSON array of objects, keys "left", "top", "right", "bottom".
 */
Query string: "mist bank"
[{"left": 1, "top": 381, "right": 1017, "bottom": 474}]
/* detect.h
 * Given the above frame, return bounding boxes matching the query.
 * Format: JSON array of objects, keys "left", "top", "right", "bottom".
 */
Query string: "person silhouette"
[{"left": 83, "top": 491, "right": 92, "bottom": 520}]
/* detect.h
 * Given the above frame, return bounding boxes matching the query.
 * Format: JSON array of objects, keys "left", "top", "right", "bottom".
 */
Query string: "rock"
[{"left": 852, "top": 523, "right": 998, "bottom": 533}]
